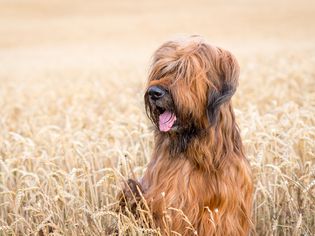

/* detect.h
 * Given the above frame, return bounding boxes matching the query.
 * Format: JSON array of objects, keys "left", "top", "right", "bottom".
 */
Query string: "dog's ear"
[
  {"left": 207, "top": 83, "right": 236, "bottom": 125},
  {"left": 207, "top": 49, "right": 239, "bottom": 126}
]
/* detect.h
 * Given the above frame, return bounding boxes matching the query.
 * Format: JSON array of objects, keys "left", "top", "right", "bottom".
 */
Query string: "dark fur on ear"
[
  {"left": 207, "top": 83, "right": 236, "bottom": 125},
  {"left": 207, "top": 48, "right": 239, "bottom": 126}
]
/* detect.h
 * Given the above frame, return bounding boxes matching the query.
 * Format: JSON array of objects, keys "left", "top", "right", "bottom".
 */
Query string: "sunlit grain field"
[{"left": 0, "top": 0, "right": 315, "bottom": 235}]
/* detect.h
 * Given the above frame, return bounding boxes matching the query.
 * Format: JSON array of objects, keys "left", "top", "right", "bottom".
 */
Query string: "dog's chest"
[{"left": 142, "top": 155, "right": 215, "bottom": 208}]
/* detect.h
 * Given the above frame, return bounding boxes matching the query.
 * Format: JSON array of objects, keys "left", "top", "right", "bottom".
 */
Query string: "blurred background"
[{"left": 1, "top": 0, "right": 315, "bottom": 69}]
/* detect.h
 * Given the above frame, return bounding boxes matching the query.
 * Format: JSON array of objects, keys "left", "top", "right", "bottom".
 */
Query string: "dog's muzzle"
[
  {"left": 146, "top": 86, "right": 177, "bottom": 132},
  {"left": 147, "top": 86, "right": 166, "bottom": 101}
]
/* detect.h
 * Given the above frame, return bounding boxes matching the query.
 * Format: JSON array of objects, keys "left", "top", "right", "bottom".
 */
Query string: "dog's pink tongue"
[{"left": 159, "top": 111, "right": 176, "bottom": 132}]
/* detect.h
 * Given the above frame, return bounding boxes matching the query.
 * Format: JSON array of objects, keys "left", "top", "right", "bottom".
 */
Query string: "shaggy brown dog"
[{"left": 122, "top": 36, "right": 253, "bottom": 236}]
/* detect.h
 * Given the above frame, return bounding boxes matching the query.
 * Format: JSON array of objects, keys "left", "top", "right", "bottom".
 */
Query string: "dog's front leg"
[{"left": 118, "top": 179, "right": 144, "bottom": 215}]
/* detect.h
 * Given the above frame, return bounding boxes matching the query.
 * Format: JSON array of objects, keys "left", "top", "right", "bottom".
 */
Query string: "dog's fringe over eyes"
[{"left": 120, "top": 36, "right": 253, "bottom": 236}]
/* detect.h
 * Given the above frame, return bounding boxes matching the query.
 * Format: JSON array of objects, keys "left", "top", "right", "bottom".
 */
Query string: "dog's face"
[{"left": 144, "top": 37, "right": 240, "bottom": 135}]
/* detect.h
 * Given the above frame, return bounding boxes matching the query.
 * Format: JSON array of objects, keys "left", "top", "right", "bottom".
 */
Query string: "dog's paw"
[
  {"left": 118, "top": 179, "right": 144, "bottom": 215},
  {"left": 126, "top": 179, "right": 143, "bottom": 198}
]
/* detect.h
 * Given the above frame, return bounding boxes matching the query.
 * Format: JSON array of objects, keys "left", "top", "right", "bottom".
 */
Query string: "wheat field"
[{"left": 0, "top": 0, "right": 315, "bottom": 235}]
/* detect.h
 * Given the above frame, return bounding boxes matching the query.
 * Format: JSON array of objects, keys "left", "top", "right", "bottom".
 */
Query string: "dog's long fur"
[{"left": 123, "top": 36, "right": 253, "bottom": 235}]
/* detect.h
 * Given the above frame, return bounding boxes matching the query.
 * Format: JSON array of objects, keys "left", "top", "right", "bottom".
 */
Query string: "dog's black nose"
[{"left": 147, "top": 86, "right": 165, "bottom": 100}]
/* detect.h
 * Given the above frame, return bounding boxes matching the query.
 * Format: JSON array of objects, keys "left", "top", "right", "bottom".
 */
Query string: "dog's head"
[{"left": 144, "top": 36, "right": 240, "bottom": 135}]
